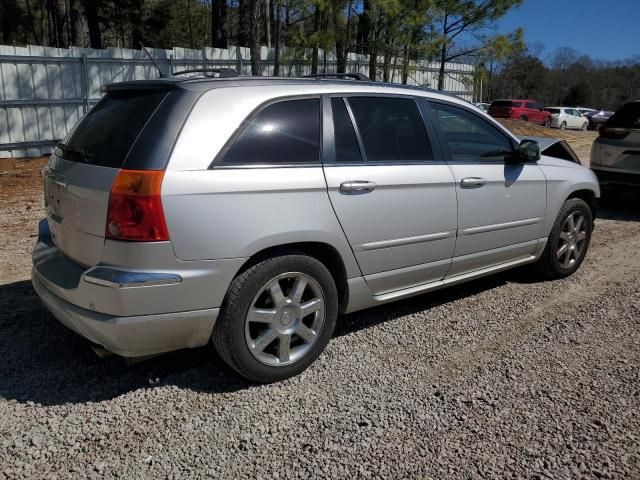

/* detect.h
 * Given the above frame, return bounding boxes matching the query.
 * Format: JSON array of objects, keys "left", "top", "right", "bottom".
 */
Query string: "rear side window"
[
  {"left": 347, "top": 97, "right": 432, "bottom": 162},
  {"left": 491, "top": 100, "right": 512, "bottom": 108},
  {"left": 220, "top": 98, "right": 320, "bottom": 165},
  {"left": 331, "top": 98, "right": 362, "bottom": 163},
  {"left": 432, "top": 102, "right": 513, "bottom": 162},
  {"left": 525, "top": 102, "right": 537, "bottom": 109},
  {"left": 58, "top": 90, "right": 167, "bottom": 168},
  {"left": 512, "top": 101, "right": 522, "bottom": 107},
  {"left": 607, "top": 103, "right": 640, "bottom": 129}
]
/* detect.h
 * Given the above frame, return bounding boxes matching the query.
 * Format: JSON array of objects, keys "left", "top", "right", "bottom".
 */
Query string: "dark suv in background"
[{"left": 489, "top": 99, "right": 551, "bottom": 126}]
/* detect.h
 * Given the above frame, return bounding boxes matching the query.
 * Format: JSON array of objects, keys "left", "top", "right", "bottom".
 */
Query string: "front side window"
[
  {"left": 220, "top": 98, "right": 320, "bottom": 165},
  {"left": 431, "top": 102, "right": 514, "bottom": 162},
  {"left": 346, "top": 96, "right": 432, "bottom": 162}
]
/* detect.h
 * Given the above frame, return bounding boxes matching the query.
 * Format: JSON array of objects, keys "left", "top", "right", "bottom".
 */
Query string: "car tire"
[
  {"left": 519, "top": 115, "right": 527, "bottom": 121},
  {"left": 581, "top": 122, "right": 588, "bottom": 131},
  {"left": 544, "top": 118, "right": 551, "bottom": 128},
  {"left": 560, "top": 121, "right": 567, "bottom": 130},
  {"left": 212, "top": 254, "right": 338, "bottom": 383},
  {"left": 535, "top": 198, "right": 593, "bottom": 280}
]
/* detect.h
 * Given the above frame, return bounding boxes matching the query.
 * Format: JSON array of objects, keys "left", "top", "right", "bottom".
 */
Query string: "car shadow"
[
  {"left": 597, "top": 192, "right": 640, "bottom": 222},
  {"left": 0, "top": 268, "right": 547, "bottom": 406}
]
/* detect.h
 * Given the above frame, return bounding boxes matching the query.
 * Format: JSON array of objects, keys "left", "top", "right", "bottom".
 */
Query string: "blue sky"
[{"left": 495, "top": 0, "right": 640, "bottom": 61}]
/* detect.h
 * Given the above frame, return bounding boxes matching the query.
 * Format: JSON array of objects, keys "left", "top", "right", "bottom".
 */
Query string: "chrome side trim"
[
  {"left": 357, "top": 230, "right": 454, "bottom": 252},
  {"left": 370, "top": 254, "right": 537, "bottom": 304},
  {"left": 462, "top": 217, "right": 542, "bottom": 236},
  {"left": 83, "top": 267, "right": 183, "bottom": 288}
]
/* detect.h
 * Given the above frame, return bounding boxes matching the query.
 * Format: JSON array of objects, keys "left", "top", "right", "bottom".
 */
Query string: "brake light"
[{"left": 106, "top": 170, "right": 169, "bottom": 241}]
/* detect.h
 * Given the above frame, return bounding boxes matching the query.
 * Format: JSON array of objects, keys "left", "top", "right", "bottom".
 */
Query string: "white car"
[{"left": 545, "top": 107, "right": 589, "bottom": 131}]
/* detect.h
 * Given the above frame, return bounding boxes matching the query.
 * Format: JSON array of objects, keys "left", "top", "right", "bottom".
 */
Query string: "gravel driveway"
[{"left": 1, "top": 159, "right": 639, "bottom": 479}]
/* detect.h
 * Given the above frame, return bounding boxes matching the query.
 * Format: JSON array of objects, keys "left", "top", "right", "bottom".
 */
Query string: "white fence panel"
[{"left": 0, "top": 44, "right": 475, "bottom": 158}]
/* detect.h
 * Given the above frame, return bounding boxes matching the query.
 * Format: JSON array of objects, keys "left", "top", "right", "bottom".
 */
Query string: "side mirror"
[{"left": 517, "top": 139, "right": 540, "bottom": 162}]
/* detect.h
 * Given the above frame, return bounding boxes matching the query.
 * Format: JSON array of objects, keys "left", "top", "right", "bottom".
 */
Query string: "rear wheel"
[
  {"left": 212, "top": 254, "right": 338, "bottom": 383},
  {"left": 581, "top": 122, "right": 588, "bottom": 131},
  {"left": 560, "top": 121, "right": 567, "bottom": 130},
  {"left": 535, "top": 198, "right": 593, "bottom": 279},
  {"left": 544, "top": 117, "right": 551, "bottom": 128},
  {"left": 519, "top": 115, "right": 527, "bottom": 121}
]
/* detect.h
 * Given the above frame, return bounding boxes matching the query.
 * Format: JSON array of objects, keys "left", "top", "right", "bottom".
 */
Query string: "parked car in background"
[
  {"left": 576, "top": 107, "right": 596, "bottom": 116},
  {"left": 545, "top": 107, "right": 589, "bottom": 130},
  {"left": 489, "top": 99, "right": 551, "bottom": 126},
  {"left": 32, "top": 76, "right": 599, "bottom": 383},
  {"left": 591, "top": 100, "right": 640, "bottom": 196},
  {"left": 475, "top": 102, "right": 490, "bottom": 112},
  {"left": 585, "top": 109, "right": 614, "bottom": 130}
]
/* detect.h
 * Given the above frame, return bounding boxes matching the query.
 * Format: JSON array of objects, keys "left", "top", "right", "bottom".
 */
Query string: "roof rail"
[
  {"left": 304, "top": 73, "right": 371, "bottom": 81},
  {"left": 172, "top": 68, "right": 238, "bottom": 78}
]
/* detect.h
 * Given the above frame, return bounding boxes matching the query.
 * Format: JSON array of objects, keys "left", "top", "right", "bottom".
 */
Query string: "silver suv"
[
  {"left": 32, "top": 77, "right": 600, "bottom": 382},
  {"left": 591, "top": 100, "right": 640, "bottom": 197}
]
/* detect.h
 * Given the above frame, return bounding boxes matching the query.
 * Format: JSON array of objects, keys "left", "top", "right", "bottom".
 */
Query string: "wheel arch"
[
  {"left": 567, "top": 189, "right": 597, "bottom": 221},
  {"left": 233, "top": 242, "right": 350, "bottom": 314}
]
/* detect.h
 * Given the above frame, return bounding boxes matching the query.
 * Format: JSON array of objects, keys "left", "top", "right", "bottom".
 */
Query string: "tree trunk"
[
  {"left": 82, "top": 0, "right": 102, "bottom": 48},
  {"left": 356, "top": 0, "right": 370, "bottom": 55},
  {"left": 24, "top": 0, "right": 43, "bottom": 45},
  {"left": 130, "top": 0, "right": 144, "bottom": 49},
  {"left": 68, "top": 0, "right": 82, "bottom": 46},
  {"left": 273, "top": 0, "right": 281, "bottom": 75},
  {"left": 211, "top": 0, "right": 228, "bottom": 48},
  {"left": 401, "top": 45, "right": 409, "bottom": 84},
  {"left": 47, "top": 0, "right": 67, "bottom": 47},
  {"left": 311, "top": 4, "right": 320, "bottom": 74},
  {"left": 249, "top": 0, "right": 262, "bottom": 75},
  {"left": 238, "top": 0, "right": 248, "bottom": 47},
  {"left": 437, "top": 11, "right": 448, "bottom": 91}
]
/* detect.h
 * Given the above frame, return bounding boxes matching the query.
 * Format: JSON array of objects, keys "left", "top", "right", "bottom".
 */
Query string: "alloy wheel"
[
  {"left": 557, "top": 212, "right": 588, "bottom": 269},
  {"left": 244, "top": 272, "right": 325, "bottom": 367}
]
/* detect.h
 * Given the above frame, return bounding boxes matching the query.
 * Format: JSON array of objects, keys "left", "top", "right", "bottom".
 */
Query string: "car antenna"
[{"left": 140, "top": 43, "right": 166, "bottom": 78}]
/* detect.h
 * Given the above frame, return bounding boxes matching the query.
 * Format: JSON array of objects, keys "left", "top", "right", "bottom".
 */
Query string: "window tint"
[
  {"left": 525, "top": 102, "right": 537, "bottom": 109},
  {"left": 432, "top": 102, "right": 513, "bottom": 162},
  {"left": 512, "top": 101, "right": 522, "bottom": 107},
  {"left": 331, "top": 98, "right": 362, "bottom": 163},
  {"left": 607, "top": 102, "right": 640, "bottom": 129},
  {"left": 220, "top": 98, "right": 320, "bottom": 165},
  {"left": 492, "top": 100, "right": 513, "bottom": 108},
  {"left": 546, "top": 108, "right": 560, "bottom": 114},
  {"left": 58, "top": 90, "right": 167, "bottom": 168},
  {"left": 347, "top": 97, "right": 432, "bottom": 162}
]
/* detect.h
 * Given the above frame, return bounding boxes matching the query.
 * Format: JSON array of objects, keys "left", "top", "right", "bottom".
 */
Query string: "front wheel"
[
  {"left": 535, "top": 198, "right": 593, "bottom": 279},
  {"left": 212, "top": 254, "right": 338, "bottom": 383}
]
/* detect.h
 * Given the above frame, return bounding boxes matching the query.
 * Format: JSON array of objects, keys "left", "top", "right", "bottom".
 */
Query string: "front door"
[
  {"left": 428, "top": 101, "right": 547, "bottom": 277},
  {"left": 322, "top": 95, "right": 458, "bottom": 295}
]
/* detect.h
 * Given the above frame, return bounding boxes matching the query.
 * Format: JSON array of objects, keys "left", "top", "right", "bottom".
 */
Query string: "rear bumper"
[
  {"left": 31, "top": 218, "right": 245, "bottom": 356},
  {"left": 592, "top": 168, "right": 640, "bottom": 190},
  {"left": 32, "top": 271, "right": 218, "bottom": 357}
]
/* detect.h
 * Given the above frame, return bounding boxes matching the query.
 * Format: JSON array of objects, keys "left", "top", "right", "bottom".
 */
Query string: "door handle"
[
  {"left": 460, "top": 177, "right": 487, "bottom": 189},
  {"left": 339, "top": 180, "right": 377, "bottom": 194}
]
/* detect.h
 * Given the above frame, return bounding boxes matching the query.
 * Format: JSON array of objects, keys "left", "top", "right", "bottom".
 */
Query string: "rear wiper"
[{"left": 55, "top": 142, "right": 91, "bottom": 163}]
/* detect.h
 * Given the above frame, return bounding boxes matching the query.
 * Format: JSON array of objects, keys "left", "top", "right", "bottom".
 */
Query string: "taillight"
[{"left": 106, "top": 169, "right": 169, "bottom": 241}]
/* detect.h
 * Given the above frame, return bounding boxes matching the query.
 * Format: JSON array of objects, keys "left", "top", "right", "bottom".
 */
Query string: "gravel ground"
[{"left": 1, "top": 156, "right": 639, "bottom": 479}]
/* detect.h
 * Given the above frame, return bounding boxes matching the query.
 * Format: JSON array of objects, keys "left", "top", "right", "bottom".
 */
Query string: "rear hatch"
[
  {"left": 44, "top": 89, "right": 169, "bottom": 266},
  {"left": 489, "top": 100, "right": 513, "bottom": 118}
]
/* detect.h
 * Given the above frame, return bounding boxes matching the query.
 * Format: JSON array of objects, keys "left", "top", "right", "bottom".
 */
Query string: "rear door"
[
  {"left": 428, "top": 100, "right": 547, "bottom": 277},
  {"left": 44, "top": 89, "right": 170, "bottom": 266},
  {"left": 525, "top": 102, "right": 541, "bottom": 123},
  {"left": 322, "top": 95, "right": 457, "bottom": 295}
]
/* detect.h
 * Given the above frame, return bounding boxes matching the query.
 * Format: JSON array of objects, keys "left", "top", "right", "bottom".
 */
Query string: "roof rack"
[
  {"left": 172, "top": 68, "right": 238, "bottom": 78},
  {"left": 304, "top": 73, "right": 371, "bottom": 81}
]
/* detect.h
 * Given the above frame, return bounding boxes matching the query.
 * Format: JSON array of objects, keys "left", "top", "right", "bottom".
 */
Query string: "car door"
[
  {"left": 525, "top": 102, "right": 541, "bottom": 123},
  {"left": 322, "top": 95, "right": 458, "bottom": 295},
  {"left": 428, "top": 100, "right": 547, "bottom": 277},
  {"left": 568, "top": 109, "right": 583, "bottom": 129}
]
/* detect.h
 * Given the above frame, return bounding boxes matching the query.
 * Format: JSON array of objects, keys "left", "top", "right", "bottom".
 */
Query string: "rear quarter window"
[
  {"left": 57, "top": 90, "right": 167, "bottom": 168},
  {"left": 218, "top": 98, "right": 321, "bottom": 165}
]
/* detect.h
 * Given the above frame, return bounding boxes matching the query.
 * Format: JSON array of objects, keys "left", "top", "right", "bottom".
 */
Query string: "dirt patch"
[{"left": 496, "top": 118, "right": 597, "bottom": 165}]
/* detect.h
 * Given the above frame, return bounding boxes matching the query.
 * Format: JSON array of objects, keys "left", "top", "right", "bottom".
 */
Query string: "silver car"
[
  {"left": 591, "top": 100, "right": 640, "bottom": 196},
  {"left": 32, "top": 77, "right": 600, "bottom": 382}
]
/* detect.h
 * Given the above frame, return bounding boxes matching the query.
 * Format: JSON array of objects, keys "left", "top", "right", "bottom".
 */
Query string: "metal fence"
[{"left": 0, "top": 44, "right": 475, "bottom": 158}]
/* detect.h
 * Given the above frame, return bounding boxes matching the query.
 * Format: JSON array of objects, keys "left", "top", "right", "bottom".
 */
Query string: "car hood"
[{"left": 518, "top": 136, "right": 582, "bottom": 165}]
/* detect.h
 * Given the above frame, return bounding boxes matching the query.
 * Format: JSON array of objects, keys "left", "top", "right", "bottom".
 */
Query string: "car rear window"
[
  {"left": 57, "top": 90, "right": 167, "bottom": 168},
  {"left": 606, "top": 103, "right": 640, "bottom": 129},
  {"left": 491, "top": 101, "right": 513, "bottom": 108}
]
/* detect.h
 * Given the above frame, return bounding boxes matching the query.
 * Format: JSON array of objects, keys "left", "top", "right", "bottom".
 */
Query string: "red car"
[{"left": 488, "top": 99, "right": 551, "bottom": 127}]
